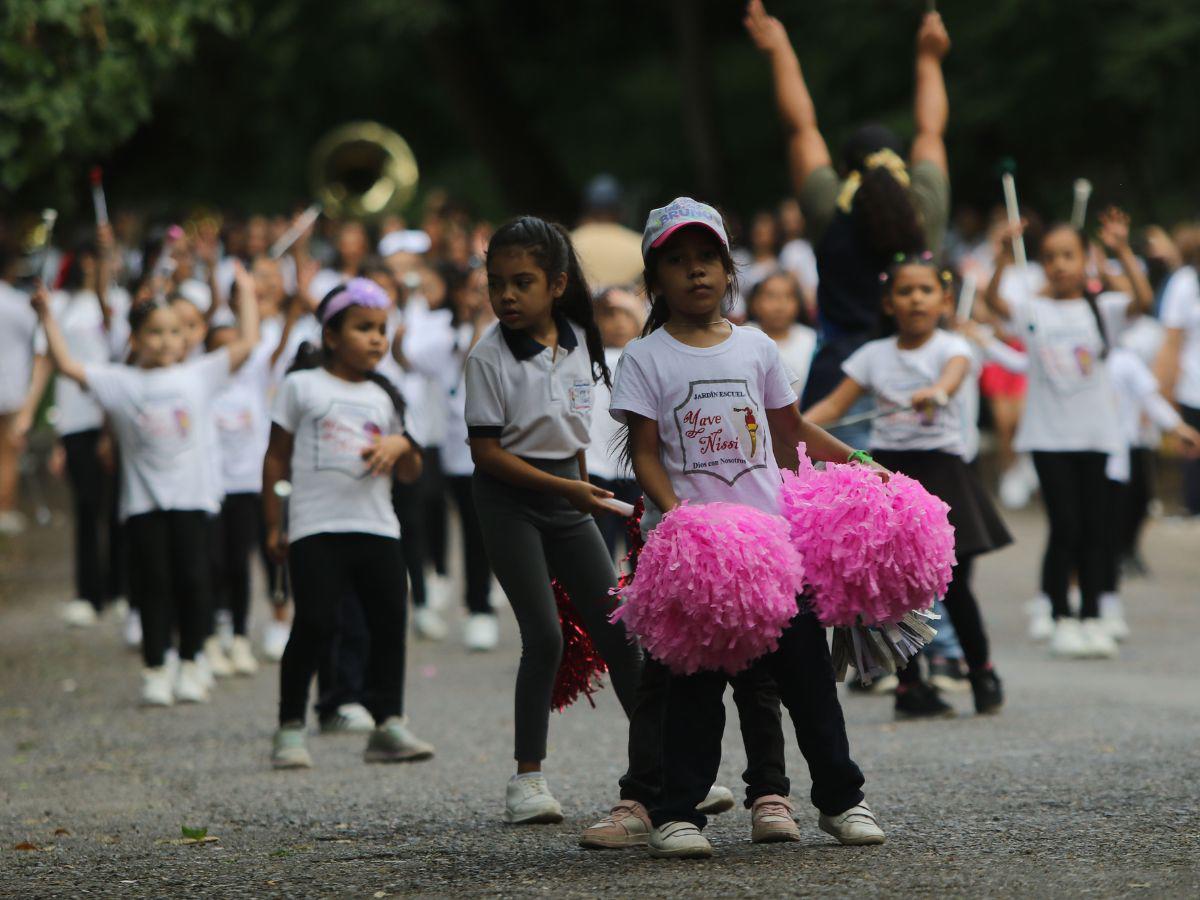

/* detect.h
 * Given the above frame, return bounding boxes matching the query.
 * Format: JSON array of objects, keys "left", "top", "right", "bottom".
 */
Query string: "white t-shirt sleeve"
[
  {"left": 608, "top": 350, "right": 657, "bottom": 423},
  {"left": 762, "top": 342, "right": 799, "bottom": 409},
  {"left": 1097, "top": 292, "right": 1132, "bottom": 342},
  {"left": 271, "top": 373, "right": 303, "bottom": 434},
  {"left": 982, "top": 336, "right": 1030, "bottom": 373},
  {"left": 80, "top": 363, "right": 127, "bottom": 411},
  {"left": 463, "top": 356, "right": 505, "bottom": 432},
  {"left": 1160, "top": 268, "right": 1199, "bottom": 328},
  {"left": 189, "top": 348, "right": 234, "bottom": 400},
  {"left": 840, "top": 342, "right": 875, "bottom": 389}
]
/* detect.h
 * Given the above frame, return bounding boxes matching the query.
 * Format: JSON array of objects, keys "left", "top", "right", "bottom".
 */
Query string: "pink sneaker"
[
  {"left": 579, "top": 799, "right": 651, "bottom": 849},
  {"left": 751, "top": 794, "right": 801, "bottom": 843}
]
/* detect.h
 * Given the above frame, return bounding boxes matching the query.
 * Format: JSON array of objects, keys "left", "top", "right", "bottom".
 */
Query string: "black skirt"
[{"left": 870, "top": 449, "right": 1013, "bottom": 559}]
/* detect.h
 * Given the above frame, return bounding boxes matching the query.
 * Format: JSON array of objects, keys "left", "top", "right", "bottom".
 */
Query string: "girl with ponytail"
[{"left": 464, "top": 215, "right": 643, "bottom": 825}]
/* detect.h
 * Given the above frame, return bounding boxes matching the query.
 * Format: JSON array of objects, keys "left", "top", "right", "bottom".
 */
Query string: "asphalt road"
[{"left": 2, "top": 503, "right": 1199, "bottom": 898}]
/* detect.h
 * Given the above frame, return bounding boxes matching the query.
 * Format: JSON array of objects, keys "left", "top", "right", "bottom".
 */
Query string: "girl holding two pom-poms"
[
  {"left": 587, "top": 198, "right": 887, "bottom": 860},
  {"left": 806, "top": 253, "right": 1011, "bottom": 719}
]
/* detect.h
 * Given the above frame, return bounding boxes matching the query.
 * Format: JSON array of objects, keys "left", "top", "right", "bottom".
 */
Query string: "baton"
[
  {"left": 272, "top": 480, "right": 293, "bottom": 604},
  {"left": 269, "top": 204, "right": 322, "bottom": 259}
]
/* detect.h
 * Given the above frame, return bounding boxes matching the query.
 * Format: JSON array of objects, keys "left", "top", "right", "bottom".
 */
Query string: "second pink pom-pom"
[{"left": 611, "top": 502, "right": 805, "bottom": 675}]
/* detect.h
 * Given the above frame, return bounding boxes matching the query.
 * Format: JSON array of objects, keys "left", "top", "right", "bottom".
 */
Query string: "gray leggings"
[{"left": 473, "top": 459, "right": 643, "bottom": 762}]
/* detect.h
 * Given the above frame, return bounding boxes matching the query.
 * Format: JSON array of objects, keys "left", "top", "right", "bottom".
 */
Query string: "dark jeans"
[
  {"left": 421, "top": 447, "right": 448, "bottom": 575},
  {"left": 899, "top": 557, "right": 989, "bottom": 685},
  {"left": 592, "top": 476, "right": 641, "bottom": 559},
  {"left": 1118, "top": 447, "right": 1154, "bottom": 560},
  {"left": 649, "top": 606, "right": 865, "bottom": 829},
  {"left": 447, "top": 475, "right": 493, "bottom": 615},
  {"left": 211, "top": 492, "right": 260, "bottom": 635},
  {"left": 125, "top": 510, "right": 210, "bottom": 667},
  {"left": 1182, "top": 405, "right": 1200, "bottom": 515},
  {"left": 280, "top": 532, "right": 407, "bottom": 725},
  {"left": 620, "top": 657, "right": 789, "bottom": 811},
  {"left": 393, "top": 480, "right": 427, "bottom": 607},
  {"left": 62, "top": 429, "right": 124, "bottom": 611},
  {"left": 1032, "top": 451, "right": 1110, "bottom": 619}
]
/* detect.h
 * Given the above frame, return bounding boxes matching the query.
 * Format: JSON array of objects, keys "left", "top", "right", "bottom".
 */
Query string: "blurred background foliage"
[{"left": 4, "top": 0, "right": 1200, "bottom": 228}]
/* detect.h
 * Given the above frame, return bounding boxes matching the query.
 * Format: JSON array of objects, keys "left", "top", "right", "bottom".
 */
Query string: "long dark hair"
[
  {"left": 640, "top": 220, "right": 740, "bottom": 338},
  {"left": 486, "top": 215, "right": 610, "bottom": 388},
  {"left": 287, "top": 286, "right": 408, "bottom": 420},
  {"left": 839, "top": 126, "right": 925, "bottom": 261}
]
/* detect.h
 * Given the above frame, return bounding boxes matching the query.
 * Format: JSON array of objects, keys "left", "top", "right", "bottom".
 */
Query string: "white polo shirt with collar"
[{"left": 463, "top": 315, "right": 597, "bottom": 459}]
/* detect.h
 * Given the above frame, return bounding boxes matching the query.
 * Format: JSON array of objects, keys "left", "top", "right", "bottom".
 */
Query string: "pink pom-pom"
[
  {"left": 611, "top": 503, "right": 806, "bottom": 675},
  {"left": 779, "top": 443, "right": 955, "bottom": 626}
]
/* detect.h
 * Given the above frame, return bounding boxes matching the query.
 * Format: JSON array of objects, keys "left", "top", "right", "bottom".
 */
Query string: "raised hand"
[
  {"left": 743, "top": 0, "right": 790, "bottom": 56},
  {"left": 1097, "top": 206, "right": 1132, "bottom": 252},
  {"left": 917, "top": 11, "right": 951, "bottom": 59}
]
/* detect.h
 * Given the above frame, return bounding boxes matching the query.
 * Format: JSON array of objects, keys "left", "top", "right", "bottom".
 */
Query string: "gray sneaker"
[
  {"left": 271, "top": 724, "right": 313, "bottom": 769},
  {"left": 363, "top": 716, "right": 435, "bottom": 763}
]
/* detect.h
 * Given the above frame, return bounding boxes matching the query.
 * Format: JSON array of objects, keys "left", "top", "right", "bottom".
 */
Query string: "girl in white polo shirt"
[
  {"left": 465, "top": 216, "right": 643, "bottom": 825},
  {"left": 30, "top": 262, "right": 258, "bottom": 707}
]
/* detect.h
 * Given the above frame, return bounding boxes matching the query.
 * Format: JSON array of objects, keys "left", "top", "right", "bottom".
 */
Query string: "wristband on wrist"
[{"left": 847, "top": 450, "right": 874, "bottom": 466}]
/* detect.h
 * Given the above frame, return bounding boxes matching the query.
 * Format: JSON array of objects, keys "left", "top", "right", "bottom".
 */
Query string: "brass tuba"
[{"left": 310, "top": 122, "right": 419, "bottom": 219}]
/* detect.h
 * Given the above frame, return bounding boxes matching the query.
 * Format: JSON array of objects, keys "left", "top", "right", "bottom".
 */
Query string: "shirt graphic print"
[
  {"left": 673, "top": 378, "right": 766, "bottom": 486},
  {"left": 315, "top": 400, "right": 384, "bottom": 478}
]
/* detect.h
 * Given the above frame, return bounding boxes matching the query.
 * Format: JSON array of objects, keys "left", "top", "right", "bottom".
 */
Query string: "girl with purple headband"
[{"left": 262, "top": 277, "right": 435, "bottom": 769}]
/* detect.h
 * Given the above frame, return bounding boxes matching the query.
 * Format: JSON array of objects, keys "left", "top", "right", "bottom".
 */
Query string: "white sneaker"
[
  {"left": 1026, "top": 595, "right": 1055, "bottom": 642},
  {"left": 194, "top": 653, "right": 217, "bottom": 691},
  {"left": 204, "top": 636, "right": 234, "bottom": 678},
  {"left": 1050, "top": 618, "right": 1089, "bottom": 659},
  {"left": 413, "top": 606, "right": 448, "bottom": 641},
  {"left": 105, "top": 597, "right": 130, "bottom": 622},
  {"left": 262, "top": 621, "right": 290, "bottom": 662},
  {"left": 215, "top": 609, "right": 235, "bottom": 649},
  {"left": 695, "top": 785, "right": 736, "bottom": 816},
  {"left": 818, "top": 801, "right": 886, "bottom": 846},
  {"left": 363, "top": 716, "right": 436, "bottom": 763},
  {"left": 998, "top": 463, "right": 1034, "bottom": 510},
  {"left": 140, "top": 667, "right": 174, "bottom": 707},
  {"left": 123, "top": 609, "right": 142, "bottom": 649},
  {"left": 271, "top": 724, "right": 313, "bottom": 769},
  {"left": 1099, "top": 593, "right": 1130, "bottom": 642},
  {"left": 648, "top": 821, "right": 713, "bottom": 859},
  {"left": 320, "top": 703, "right": 376, "bottom": 734},
  {"left": 463, "top": 613, "right": 499, "bottom": 651},
  {"left": 228, "top": 635, "right": 259, "bottom": 675},
  {"left": 61, "top": 599, "right": 98, "bottom": 628},
  {"left": 174, "top": 660, "right": 210, "bottom": 703},
  {"left": 504, "top": 773, "right": 564, "bottom": 825},
  {"left": 0, "top": 510, "right": 27, "bottom": 536},
  {"left": 1080, "top": 618, "right": 1119, "bottom": 659},
  {"left": 426, "top": 573, "right": 454, "bottom": 611}
]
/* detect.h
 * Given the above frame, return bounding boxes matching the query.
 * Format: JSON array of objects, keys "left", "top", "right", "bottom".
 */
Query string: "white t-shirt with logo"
[
  {"left": 83, "top": 350, "right": 232, "bottom": 520},
  {"left": 464, "top": 320, "right": 596, "bottom": 459},
  {"left": 212, "top": 342, "right": 275, "bottom": 495},
  {"left": 1106, "top": 348, "right": 1182, "bottom": 482},
  {"left": 271, "top": 367, "right": 403, "bottom": 543},
  {"left": 1002, "top": 293, "right": 1127, "bottom": 454},
  {"left": 842, "top": 330, "right": 973, "bottom": 457},
  {"left": 1160, "top": 265, "right": 1200, "bottom": 408},
  {"left": 0, "top": 282, "right": 37, "bottom": 413},
  {"left": 609, "top": 324, "right": 797, "bottom": 530}
]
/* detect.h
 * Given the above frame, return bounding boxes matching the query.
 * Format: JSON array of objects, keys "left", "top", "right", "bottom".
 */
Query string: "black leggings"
[
  {"left": 125, "top": 510, "right": 211, "bottom": 667},
  {"left": 211, "top": 492, "right": 260, "bottom": 635},
  {"left": 899, "top": 557, "right": 989, "bottom": 683},
  {"left": 1181, "top": 405, "right": 1200, "bottom": 515},
  {"left": 393, "top": 480, "right": 427, "bottom": 607},
  {"left": 62, "top": 429, "right": 124, "bottom": 611},
  {"left": 1032, "top": 450, "right": 1110, "bottom": 619},
  {"left": 421, "top": 447, "right": 448, "bottom": 575},
  {"left": 280, "top": 532, "right": 407, "bottom": 725},
  {"left": 447, "top": 475, "right": 493, "bottom": 615},
  {"left": 1118, "top": 447, "right": 1154, "bottom": 561}
]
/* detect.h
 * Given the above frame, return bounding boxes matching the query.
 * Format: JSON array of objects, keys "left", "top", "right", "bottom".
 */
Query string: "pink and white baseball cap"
[{"left": 641, "top": 197, "right": 729, "bottom": 261}]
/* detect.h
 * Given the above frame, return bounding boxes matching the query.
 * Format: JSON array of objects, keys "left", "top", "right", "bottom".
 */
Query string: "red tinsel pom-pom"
[{"left": 550, "top": 579, "right": 609, "bottom": 712}]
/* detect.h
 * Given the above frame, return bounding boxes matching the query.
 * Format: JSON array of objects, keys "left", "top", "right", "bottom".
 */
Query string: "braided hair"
[{"left": 486, "top": 216, "right": 611, "bottom": 388}]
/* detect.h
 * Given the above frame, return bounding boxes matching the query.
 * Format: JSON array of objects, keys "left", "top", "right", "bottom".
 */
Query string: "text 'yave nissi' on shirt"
[
  {"left": 464, "top": 317, "right": 595, "bottom": 459},
  {"left": 609, "top": 324, "right": 797, "bottom": 528},
  {"left": 271, "top": 367, "right": 405, "bottom": 544},
  {"left": 841, "top": 330, "right": 973, "bottom": 458},
  {"left": 83, "top": 349, "right": 232, "bottom": 520}
]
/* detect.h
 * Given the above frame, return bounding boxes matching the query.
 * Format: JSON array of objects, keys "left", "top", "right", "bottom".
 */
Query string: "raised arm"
[
  {"left": 222, "top": 260, "right": 262, "bottom": 372},
  {"left": 95, "top": 223, "right": 116, "bottom": 329},
  {"left": 1097, "top": 207, "right": 1153, "bottom": 317},
  {"left": 30, "top": 284, "right": 89, "bottom": 387},
  {"left": 744, "top": 0, "right": 832, "bottom": 192},
  {"left": 911, "top": 12, "right": 951, "bottom": 173},
  {"left": 803, "top": 376, "right": 866, "bottom": 427}
]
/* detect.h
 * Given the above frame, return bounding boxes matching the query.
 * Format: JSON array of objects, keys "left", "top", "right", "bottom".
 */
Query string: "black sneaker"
[
  {"left": 894, "top": 681, "right": 956, "bottom": 720},
  {"left": 928, "top": 657, "right": 970, "bottom": 694},
  {"left": 968, "top": 668, "right": 1004, "bottom": 715}
]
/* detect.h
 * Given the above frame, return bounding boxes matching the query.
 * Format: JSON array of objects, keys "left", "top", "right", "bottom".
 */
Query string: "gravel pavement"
[{"left": 2, "top": 504, "right": 1199, "bottom": 898}]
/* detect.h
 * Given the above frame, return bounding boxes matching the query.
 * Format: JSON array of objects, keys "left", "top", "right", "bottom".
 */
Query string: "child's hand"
[
  {"left": 232, "top": 259, "right": 256, "bottom": 307},
  {"left": 30, "top": 282, "right": 50, "bottom": 318},
  {"left": 266, "top": 526, "right": 289, "bottom": 564},
  {"left": 743, "top": 0, "right": 790, "bottom": 56},
  {"left": 911, "top": 387, "right": 949, "bottom": 410},
  {"left": 362, "top": 434, "right": 413, "bottom": 477},
  {"left": 850, "top": 457, "right": 891, "bottom": 483},
  {"left": 95, "top": 431, "right": 116, "bottom": 474},
  {"left": 1097, "top": 206, "right": 1132, "bottom": 252},
  {"left": 995, "top": 219, "right": 1026, "bottom": 263},
  {"left": 916, "top": 11, "right": 951, "bottom": 60},
  {"left": 96, "top": 222, "right": 115, "bottom": 252},
  {"left": 562, "top": 479, "right": 616, "bottom": 515},
  {"left": 1176, "top": 423, "right": 1200, "bottom": 458}
]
